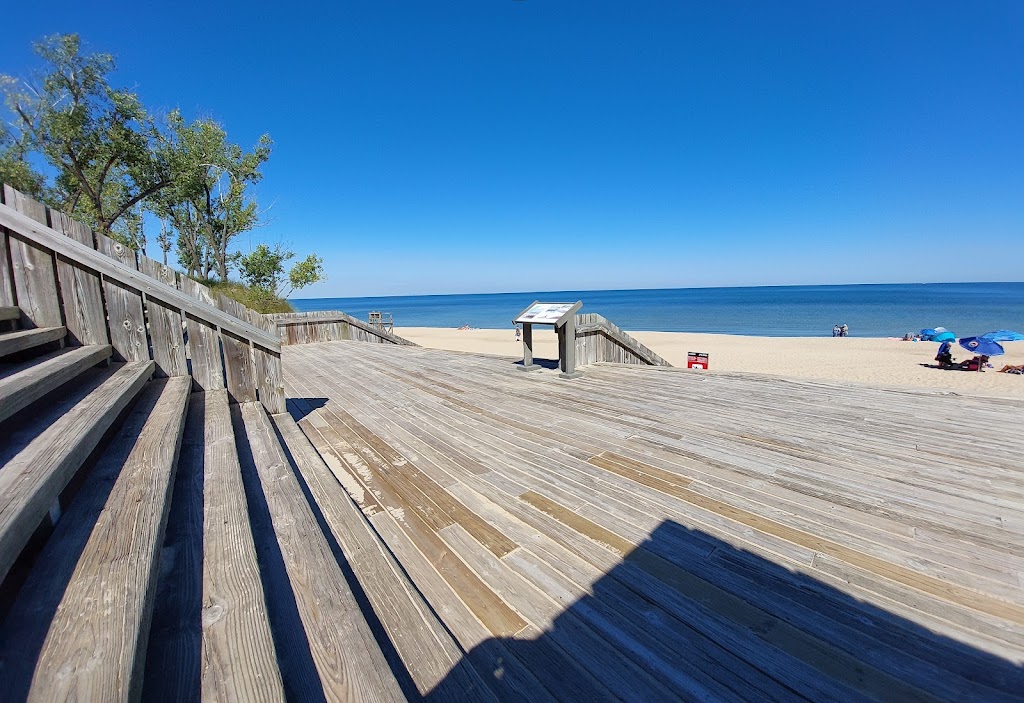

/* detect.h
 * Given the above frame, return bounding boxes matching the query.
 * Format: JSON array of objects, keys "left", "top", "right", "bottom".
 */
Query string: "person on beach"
[
  {"left": 833, "top": 324, "right": 841, "bottom": 337},
  {"left": 840, "top": 324, "right": 849, "bottom": 337},
  {"left": 515, "top": 325, "right": 521, "bottom": 341},
  {"left": 935, "top": 341, "right": 954, "bottom": 367}
]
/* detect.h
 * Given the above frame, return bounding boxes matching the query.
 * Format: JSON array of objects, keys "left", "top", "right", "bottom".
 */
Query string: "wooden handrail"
[{"left": 0, "top": 202, "right": 280, "bottom": 351}]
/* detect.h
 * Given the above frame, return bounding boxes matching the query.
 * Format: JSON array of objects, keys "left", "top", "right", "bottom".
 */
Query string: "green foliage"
[
  {"left": 205, "top": 279, "right": 294, "bottom": 314},
  {"left": 0, "top": 117, "right": 46, "bottom": 196},
  {"left": 2, "top": 32, "right": 326, "bottom": 309},
  {"left": 2, "top": 34, "right": 171, "bottom": 247},
  {"left": 150, "top": 112, "right": 271, "bottom": 280},
  {"left": 238, "top": 243, "right": 325, "bottom": 299}
]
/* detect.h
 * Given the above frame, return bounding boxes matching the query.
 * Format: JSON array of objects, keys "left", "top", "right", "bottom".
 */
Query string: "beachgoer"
[
  {"left": 515, "top": 325, "right": 521, "bottom": 341},
  {"left": 840, "top": 324, "right": 849, "bottom": 337},
  {"left": 934, "top": 341, "right": 954, "bottom": 367},
  {"left": 902, "top": 332, "right": 912, "bottom": 341},
  {"left": 960, "top": 354, "right": 989, "bottom": 372},
  {"left": 832, "top": 324, "right": 840, "bottom": 337},
  {"left": 998, "top": 364, "right": 1024, "bottom": 374}
]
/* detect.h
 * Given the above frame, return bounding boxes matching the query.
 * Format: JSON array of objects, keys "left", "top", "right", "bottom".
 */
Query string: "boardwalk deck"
[{"left": 283, "top": 340, "right": 1024, "bottom": 702}]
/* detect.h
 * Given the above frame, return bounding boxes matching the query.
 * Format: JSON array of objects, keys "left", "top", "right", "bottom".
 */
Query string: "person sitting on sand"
[
  {"left": 840, "top": 324, "right": 849, "bottom": 337},
  {"left": 934, "top": 341, "right": 954, "bottom": 367},
  {"left": 960, "top": 354, "right": 989, "bottom": 372},
  {"left": 832, "top": 324, "right": 840, "bottom": 337}
]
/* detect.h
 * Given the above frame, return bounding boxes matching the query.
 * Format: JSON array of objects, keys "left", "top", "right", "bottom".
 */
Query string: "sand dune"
[{"left": 395, "top": 326, "right": 1024, "bottom": 398}]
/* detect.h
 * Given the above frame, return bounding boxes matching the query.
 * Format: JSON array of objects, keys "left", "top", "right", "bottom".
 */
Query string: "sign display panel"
[{"left": 514, "top": 302, "right": 578, "bottom": 325}]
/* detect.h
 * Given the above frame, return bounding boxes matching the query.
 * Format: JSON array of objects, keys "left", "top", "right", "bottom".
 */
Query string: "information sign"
[{"left": 514, "top": 302, "right": 579, "bottom": 326}]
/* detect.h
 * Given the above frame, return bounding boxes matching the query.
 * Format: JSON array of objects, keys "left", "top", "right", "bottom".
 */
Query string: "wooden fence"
[
  {"left": 267, "top": 311, "right": 418, "bottom": 346},
  {"left": 0, "top": 185, "right": 285, "bottom": 412},
  {"left": 575, "top": 312, "right": 672, "bottom": 367}
]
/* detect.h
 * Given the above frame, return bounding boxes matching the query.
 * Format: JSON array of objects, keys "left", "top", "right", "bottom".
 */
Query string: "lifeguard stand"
[{"left": 368, "top": 311, "right": 394, "bottom": 335}]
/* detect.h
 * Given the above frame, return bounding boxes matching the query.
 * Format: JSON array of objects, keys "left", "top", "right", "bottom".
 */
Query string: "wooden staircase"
[{"left": 0, "top": 187, "right": 470, "bottom": 701}]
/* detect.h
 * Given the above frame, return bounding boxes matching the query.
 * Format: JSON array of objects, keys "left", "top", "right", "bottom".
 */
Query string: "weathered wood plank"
[
  {"left": 2, "top": 186, "right": 63, "bottom": 330},
  {"left": 234, "top": 401, "right": 407, "bottom": 702},
  {"left": 139, "top": 255, "right": 188, "bottom": 377},
  {"left": 254, "top": 345, "right": 285, "bottom": 413},
  {"left": 95, "top": 232, "right": 148, "bottom": 362},
  {"left": 0, "top": 344, "right": 111, "bottom": 424},
  {"left": 0, "top": 360, "right": 154, "bottom": 584},
  {"left": 177, "top": 277, "right": 223, "bottom": 391},
  {"left": 0, "top": 203, "right": 280, "bottom": 350},
  {"left": 48, "top": 209, "right": 108, "bottom": 346},
  {"left": 201, "top": 391, "right": 286, "bottom": 701},
  {"left": 0, "top": 326, "right": 67, "bottom": 357},
  {"left": 22, "top": 377, "right": 190, "bottom": 702},
  {"left": 273, "top": 412, "right": 498, "bottom": 701}
]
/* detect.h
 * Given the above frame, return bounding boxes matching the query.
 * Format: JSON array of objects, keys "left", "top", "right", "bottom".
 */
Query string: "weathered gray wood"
[
  {"left": 0, "top": 326, "right": 67, "bottom": 357},
  {"left": 574, "top": 313, "right": 671, "bottom": 367},
  {"left": 2, "top": 186, "right": 63, "bottom": 330},
  {"left": 0, "top": 203, "right": 279, "bottom": 350},
  {"left": 0, "top": 344, "right": 111, "bottom": 424},
  {"left": 216, "top": 295, "right": 257, "bottom": 403},
  {"left": 94, "top": 231, "right": 148, "bottom": 362},
  {"left": 254, "top": 345, "right": 286, "bottom": 413},
  {"left": 233, "top": 401, "right": 407, "bottom": 702},
  {"left": 138, "top": 255, "right": 188, "bottom": 377},
  {"left": 278, "top": 341, "right": 1024, "bottom": 699},
  {"left": 199, "top": 390, "right": 285, "bottom": 701},
  {"left": 48, "top": 208, "right": 109, "bottom": 346},
  {"left": 272, "top": 411, "right": 498, "bottom": 700},
  {"left": 268, "top": 310, "right": 417, "bottom": 346},
  {"left": 0, "top": 360, "right": 154, "bottom": 584},
  {"left": 0, "top": 305, "right": 19, "bottom": 321},
  {"left": 177, "top": 277, "right": 224, "bottom": 392},
  {"left": 21, "top": 377, "right": 190, "bottom": 702},
  {"left": 0, "top": 231, "right": 14, "bottom": 308}
]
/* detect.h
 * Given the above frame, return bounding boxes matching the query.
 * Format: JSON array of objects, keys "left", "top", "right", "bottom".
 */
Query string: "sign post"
[{"left": 513, "top": 301, "right": 584, "bottom": 379}]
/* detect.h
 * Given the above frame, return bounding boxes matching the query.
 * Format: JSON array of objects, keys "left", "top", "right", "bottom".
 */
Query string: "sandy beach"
[{"left": 395, "top": 326, "right": 1024, "bottom": 398}]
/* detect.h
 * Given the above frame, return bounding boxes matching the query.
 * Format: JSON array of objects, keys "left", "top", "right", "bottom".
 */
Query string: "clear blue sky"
[{"left": 6, "top": 1, "right": 1023, "bottom": 297}]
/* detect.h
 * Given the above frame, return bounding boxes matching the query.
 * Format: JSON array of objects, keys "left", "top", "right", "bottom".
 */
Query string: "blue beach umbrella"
[
  {"left": 919, "top": 328, "right": 938, "bottom": 338},
  {"left": 931, "top": 331, "right": 956, "bottom": 342},
  {"left": 958, "top": 336, "right": 1005, "bottom": 357},
  {"left": 980, "top": 330, "right": 1024, "bottom": 342}
]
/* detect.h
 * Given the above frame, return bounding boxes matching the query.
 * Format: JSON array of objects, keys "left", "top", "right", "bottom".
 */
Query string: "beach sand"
[{"left": 395, "top": 326, "right": 1024, "bottom": 398}]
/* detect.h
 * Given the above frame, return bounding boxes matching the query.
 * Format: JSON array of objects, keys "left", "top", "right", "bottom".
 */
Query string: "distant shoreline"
[
  {"left": 394, "top": 326, "right": 1024, "bottom": 399},
  {"left": 292, "top": 282, "right": 1024, "bottom": 338}
]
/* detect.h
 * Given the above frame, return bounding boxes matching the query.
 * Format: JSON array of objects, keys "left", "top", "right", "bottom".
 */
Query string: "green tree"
[
  {"left": 238, "top": 243, "right": 324, "bottom": 298},
  {"left": 149, "top": 112, "right": 271, "bottom": 280},
  {"left": 2, "top": 34, "right": 172, "bottom": 247},
  {"left": 0, "top": 113, "right": 46, "bottom": 197}
]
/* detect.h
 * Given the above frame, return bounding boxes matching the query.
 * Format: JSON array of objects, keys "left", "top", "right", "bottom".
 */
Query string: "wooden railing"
[
  {"left": 267, "top": 310, "right": 417, "bottom": 347},
  {"left": 0, "top": 185, "right": 285, "bottom": 412},
  {"left": 575, "top": 312, "right": 672, "bottom": 367}
]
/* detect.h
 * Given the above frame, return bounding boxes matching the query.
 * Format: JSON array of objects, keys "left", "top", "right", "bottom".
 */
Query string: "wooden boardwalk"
[{"left": 283, "top": 340, "right": 1024, "bottom": 702}]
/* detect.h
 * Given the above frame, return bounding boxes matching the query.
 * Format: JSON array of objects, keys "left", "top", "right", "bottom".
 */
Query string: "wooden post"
[
  {"left": 2, "top": 186, "right": 64, "bottom": 332},
  {"left": 519, "top": 323, "right": 539, "bottom": 371},
  {"left": 140, "top": 255, "right": 188, "bottom": 377},
  {"left": 179, "top": 277, "right": 224, "bottom": 392},
  {"left": 95, "top": 232, "right": 147, "bottom": 362},
  {"left": 49, "top": 209, "right": 108, "bottom": 346},
  {"left": 558, "top": 314, "right": 581, "bottom": 379}
]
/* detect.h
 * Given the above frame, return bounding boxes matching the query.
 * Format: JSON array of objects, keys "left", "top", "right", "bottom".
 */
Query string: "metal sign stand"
[{"left": 513, "top": 301, "right": 584, "bottom": 379}]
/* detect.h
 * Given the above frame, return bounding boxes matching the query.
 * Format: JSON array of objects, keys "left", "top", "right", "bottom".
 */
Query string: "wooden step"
[
  {"left": 233, "top": 401, "right": 407, "bottom": 702},
  {"left": 0, "top": 326, "right": 66, "bottom": 358},
  {"left": 0, "top": 306, "right": 18, "bottom": 322},
  {"left": 0, "top": 344, "right": 112, "bottom": 424},
  {"left": 0, "top": 377, "right": 191, "bottom": 701},
  {"left": 0, "top": 360, "right": 154, "bottom": 584},
  {"left": 142, "top": 390, "right": 284, "bottom": 702},
  {"left": 272, "top": 410, "right": 497, "bottom": 701}
]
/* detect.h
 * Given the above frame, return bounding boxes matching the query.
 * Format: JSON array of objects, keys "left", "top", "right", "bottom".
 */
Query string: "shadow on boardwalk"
[{"left": 424, "top": 521, "right": 1024, "bottom": 702}]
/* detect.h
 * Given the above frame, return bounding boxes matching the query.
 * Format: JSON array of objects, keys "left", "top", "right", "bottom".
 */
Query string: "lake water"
[{"left": 292, "top": 282, "right": 1024, "bottom": 338}]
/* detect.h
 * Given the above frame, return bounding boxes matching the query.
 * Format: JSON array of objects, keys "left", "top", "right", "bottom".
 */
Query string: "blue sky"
[{"left": 5, "top": 1, "right": 1023, "bottom": 297}]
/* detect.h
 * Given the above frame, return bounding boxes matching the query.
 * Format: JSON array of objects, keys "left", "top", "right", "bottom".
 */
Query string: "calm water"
[{"left": 292, "top": 283, "right": 1024, "bottom": 338}]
